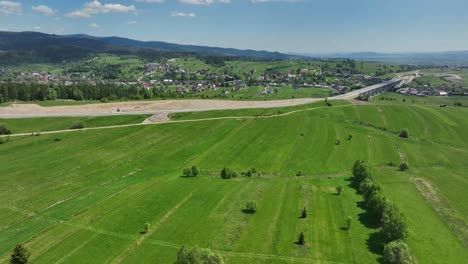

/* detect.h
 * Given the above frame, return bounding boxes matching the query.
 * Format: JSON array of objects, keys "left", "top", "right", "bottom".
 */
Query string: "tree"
[
  {"left": 297, "top": 232, "right": 305, "bottom": 245},
  {"left": 0, "top": 124, "right": 12, "bottom": 135},
  {"left": 367, "top": 191, "right": 389, "bottom": 220},
  {"left": 383, "top": 240, "right": 414, "bottom": 264},
  {"left": 143, "top": 222, "right": 150, "bottom": 234},
  {"left": 381, "top": 205, "right": 407, "bottom": 242},
  {"left": 220, "top": 167, "right": 237, "bottom": 179},
  {"left": 352, "top": 160, "right": 370, "bottom": 184},
  {"left": 345, "top": 216, "right": 352, "bottom": 230},
  {"left": 336, "top": 185, "right": 343, "bottom": 195},
  {"left": 244, "top": 201, "right": 257, "bottom": 214},
  {"left": 10, "top": 244, "right": 30, "bottom": 264},
  {"left": 300, "top": 207, "right": 307, "bottom": 219},
  {"left": 348, "top": 134, "right": 353, "bottom": 140},
  {"left": 399, "top": 130, "right": 409, "bottom": 138},
  {"left": 399, "top": 163, "right": 409, "bottom": 171},
  {"left": 175, "top": 246, "right": 224, "bottom": 264},
  {"left": 183, "top": 168, "right": 192, "bottom": 177},
  {"left": 70, "top": 121, "right": 85, "bottom": 129},
  {"left": 358, "top": 177, "right": 375, "bottom": 195},
  {"left": 191, "top": 165, "right": 200, "bottom": 176}
]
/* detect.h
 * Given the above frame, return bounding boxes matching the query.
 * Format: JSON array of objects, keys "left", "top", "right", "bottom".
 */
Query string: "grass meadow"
[{"left": 0, "top": 100, "right": 467, "bottom": 263}]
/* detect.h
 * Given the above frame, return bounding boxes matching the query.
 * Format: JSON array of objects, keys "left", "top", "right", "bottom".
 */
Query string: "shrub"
[
  {"left": 335, "top": 139, "right": 341, "bottom": 145},
  {"left": 244, "top": 201, "right": 257, "bottom": 214},
  {"left": 345, "top": 216, "right": 352, "bottom": 230},
  {"left": 10, "top": 244, "right": 30, "bottom": 264},
  {"left": 348, "top": 134, "right": 353, "bottom": 140},
  {"left": 220, "top": 167, "right": 237, "bottom": 179},
  {"left": 183, "top": 168, "right": 192, "bottom": 177},
  {"left": 176, "top": 246, "right": 224, "bottom": 264},
  {"left": 297, "top": 232, "right": 305, "bottom": 245},
  {"left": 220, "top": 167, "right": 235, "bottom": 179},
  {"left": 191, "top": 165, "right": 200, "bottom": 176},
  {"left": 70, "top": 121, "right": 85, "bottom": 129},
  {"left": 300, "top": 207, "right": 307, "bottom": 219},
  {"left": 296, "top": 171, "right": 303, "bottom": 177},
  {"left": 244, "top": 168, "right": 257, "bottom": 177},
  {"left": 143, "top": 223, "right": 151, "bottom": 234},
  {"left": 54, "top": 138, "right": 62, "bottom": 142},
  {"left": 336, "top": 185, "right": 343, "bottom": 195},
  {"left": 383, "top": 240, "right": 414, "bottom": 264},
  {"left": 0, "top": 124, "right": 11, "bottom": 135},
  {"left": 399, "top": 162, "right": 409, "bottom": 171},
  {"left": 399, "top": 130, "right": 409, "bottom": 138}
]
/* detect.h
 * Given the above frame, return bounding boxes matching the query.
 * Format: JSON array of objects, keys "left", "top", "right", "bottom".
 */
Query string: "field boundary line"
[
  {"left": 4, "top": 206, "right": 351, "bottom": 264},
  {"left": 1, "top": 104, "right": 354, "bottom": 138},
  {"left": 112, "top": 190, "right": 196, "bottom": 264}
]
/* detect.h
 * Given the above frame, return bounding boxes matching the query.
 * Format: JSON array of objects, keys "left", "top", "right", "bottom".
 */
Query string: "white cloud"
[
  {"left": 32, "top": 5, "right": 56, "bottom": 16},
  {"left": 0, "top": 26, "right": 9, "bottom": 31},
  {"left": 0, "top": 1, "right": 22, "bottom": 15},
  {"left": 171, "top": 11, "right": 196, "bottom": 17},
  {"left": 67, "top": 1, "right": 136, "bottom": 18},
  {"left": 135, "top": 0, "right": 165, "bottom": 3},
  {"left": 32, "top": 25, "right": 41, "bottom": 30},
  {"left": 127, "top": 20, "right": 138, "bottom": 24},
  {"left": 177, "top": 0, "right": 230, "bottom": 5},
  {"left": 89, "top": 22, "right": 100, "bottom": 28},
  {"left": 251, "top": 0, "right": 300, "bottom": 2},
  {"left": 177, "top": 0, "right": 213, "bottom": 5}
]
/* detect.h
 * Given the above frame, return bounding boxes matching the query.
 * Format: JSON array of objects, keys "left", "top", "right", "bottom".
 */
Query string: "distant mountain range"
[
  {"left": 67, "top": 34, "right": 294, "bottom": 60},
  {"left": 0, "top": 31, "right": 297, "bottom": 65},
  {"left": 1, "top": 31, "right": 468, "bottom": 66},
  {"left": 300, "top": 51, "right": 468, "bottom": 66}
]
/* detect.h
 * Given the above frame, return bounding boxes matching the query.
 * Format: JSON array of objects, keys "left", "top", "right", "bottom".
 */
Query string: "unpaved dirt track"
[
  {"left": 0, "top": 98, "right": 324, "bottom": 118},
  {"left": 0, "top": 80, "right": 402, "bottom": 118}
]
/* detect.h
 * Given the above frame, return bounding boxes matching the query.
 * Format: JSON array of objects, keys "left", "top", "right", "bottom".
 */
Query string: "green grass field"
[
  {"left": 0, "top": 115, "right": 150, "bottom": 134},
  {"left": 0, "top": 100, "right": 467, "bottom": 263}
]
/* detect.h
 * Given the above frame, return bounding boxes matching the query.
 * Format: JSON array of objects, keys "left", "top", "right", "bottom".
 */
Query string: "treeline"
[
  {"left": 352, "top": 160, "right": 415, "bottom": 264},
  {"left": 0, "top": 83, "right": 183, "bottom": 103}
]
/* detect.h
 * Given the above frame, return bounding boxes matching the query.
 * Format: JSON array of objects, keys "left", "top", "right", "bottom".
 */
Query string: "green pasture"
[
  {"left": 0, "top": 115, "right": 150, "bottom": 134},
  {"left": 0, "top": 101, "right": 467, "bottom": 263}
]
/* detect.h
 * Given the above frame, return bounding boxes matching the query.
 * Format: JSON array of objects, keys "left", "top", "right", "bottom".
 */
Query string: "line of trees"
[
  {"left": 182, "top": 166, "right": 200, "bottom": 177},
  {"left": 352, "top": 160, "right": 415, "bottom": 264},
  {"left": 0, "top": 82, "right": 159, "bottom": 102}
]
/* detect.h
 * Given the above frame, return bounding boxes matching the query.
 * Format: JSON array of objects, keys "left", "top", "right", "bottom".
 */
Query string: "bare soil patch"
[{"left": 412, "top": 177, "right": 468, "bottom": 246}]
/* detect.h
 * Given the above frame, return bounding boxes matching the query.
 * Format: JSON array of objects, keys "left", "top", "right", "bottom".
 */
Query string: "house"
[{"left": 438, "top": 91, "right": 448, "bottom": 96}]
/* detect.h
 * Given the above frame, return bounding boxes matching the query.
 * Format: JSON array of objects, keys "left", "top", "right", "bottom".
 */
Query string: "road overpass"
[{"left": 332, "top": 78, "right": 403, "bottom": 100}]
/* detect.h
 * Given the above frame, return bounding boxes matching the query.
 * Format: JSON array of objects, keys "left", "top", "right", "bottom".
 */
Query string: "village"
[{"left": 0, "top": 58, "right": 394, "bottom": 100}]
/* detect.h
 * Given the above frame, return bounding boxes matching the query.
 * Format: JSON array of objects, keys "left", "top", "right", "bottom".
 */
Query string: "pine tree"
[
  {"left": 10, "top": 244, "right": 30, "bottom": 264},
  {"left": 297, "top": 232, "right": 305, "bottom": 245}
]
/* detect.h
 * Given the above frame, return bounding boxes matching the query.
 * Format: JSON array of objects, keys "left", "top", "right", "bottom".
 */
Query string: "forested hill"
[{"left": 0, "top": 31, "right": 297, "bottom": 65}]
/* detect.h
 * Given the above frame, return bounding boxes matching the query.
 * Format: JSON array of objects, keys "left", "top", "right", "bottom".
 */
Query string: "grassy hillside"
[
  {"left": 0, "top": 101, "right": 467, "bottom": 263},
  {"left": 0, "top": 115, "right": 150, "bottom": 134}
]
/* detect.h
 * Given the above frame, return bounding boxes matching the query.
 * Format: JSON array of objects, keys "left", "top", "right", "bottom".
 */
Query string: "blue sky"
[{"left": 0, "top": 0, "right": 467, "bottom": 53}]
